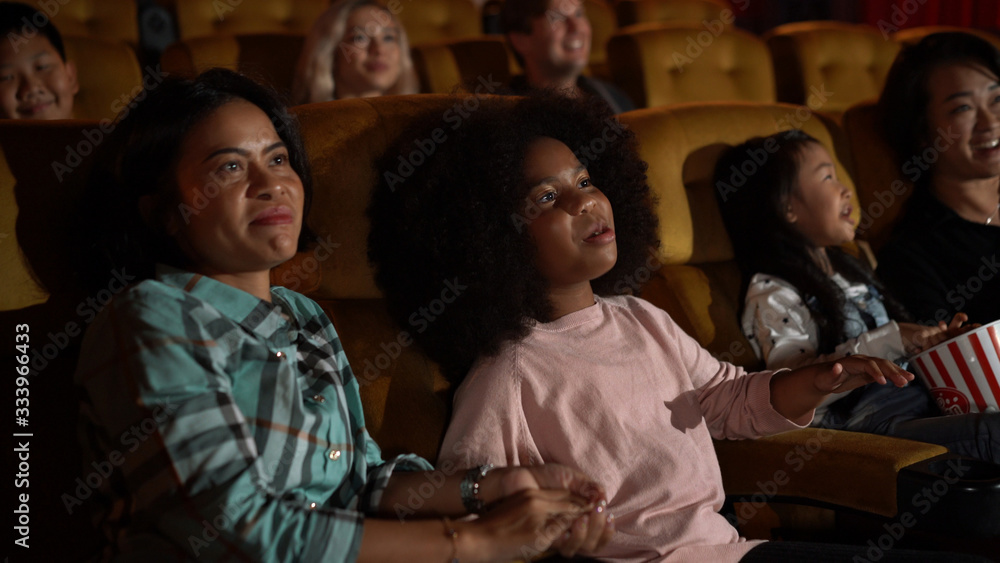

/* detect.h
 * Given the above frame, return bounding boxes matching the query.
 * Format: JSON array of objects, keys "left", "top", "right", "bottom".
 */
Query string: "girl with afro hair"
[{"left": 367, "top": 95, "right": 945, "bottom": 562}]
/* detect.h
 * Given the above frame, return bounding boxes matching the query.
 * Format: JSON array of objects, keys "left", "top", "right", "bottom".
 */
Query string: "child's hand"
[
  {"left": 898, "top": 313, "right": 975, "bottom": 355},
  {"left": 772, "top": 357, "right": 915, "bottom": 423},
  {"left": 494, "top": 465, "right": 613, "bottom": 557},
  {"left": 815, "top": 355, "right": 914, "bottom": 395}
]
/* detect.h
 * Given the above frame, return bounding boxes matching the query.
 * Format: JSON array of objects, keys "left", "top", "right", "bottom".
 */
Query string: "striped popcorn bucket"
[{"left": 911, "top": 320, "right": 1000, "bottom": 415}]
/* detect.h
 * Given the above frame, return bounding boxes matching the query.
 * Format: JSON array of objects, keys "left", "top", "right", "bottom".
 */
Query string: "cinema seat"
[
  {"left": 584, "top": 0, "right": 618, "bottom": 80},
  {"left": 614, "top": 101, "right": 982, "bottom": 534},
  {"left": 892, "top": 26, "right": 1000, "bottom": 50},
  {"left": 63, "top": 36, "right": 144, "bottom": 121},
  {"left": 840, "top": 101, "right": 914, "bottom": 252},
  {"left": 161, "top": 33, "right": 306, "bottom": 96},
  {"left": 173, "top": 0, "right": 327, "bottom": 39},
  {"left": 615, "top": 0, "right": 731, "bottom": 28},
  {"left": 30, "top": 0, "right": 139, "bottom": 46},
  {"left": 394, "top": 0, "right": 481, "bottom": 46},
  {"left": 411, "top": 37, "right": 512, "bottom": 94},
  {"left": 607, "top": 23, "right": 775, "bottom": 108},
  {"left": 764, "top": 21, "right": 900, "bottom": 118}
]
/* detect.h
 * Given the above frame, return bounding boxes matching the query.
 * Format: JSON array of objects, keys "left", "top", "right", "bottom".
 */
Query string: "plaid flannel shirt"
[{"left": 75, "top": 266, "right": 431, "bottom": 561}]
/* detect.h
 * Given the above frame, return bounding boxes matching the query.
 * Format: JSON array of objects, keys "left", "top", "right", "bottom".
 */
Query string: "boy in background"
[{"left": 0, "top": 1, "right": 78, "bottom": 119}]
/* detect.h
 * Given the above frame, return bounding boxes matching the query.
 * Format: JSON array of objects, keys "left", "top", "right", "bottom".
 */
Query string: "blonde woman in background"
[{"left": 292, "top": 0, "right": 418, "bottom": 104}]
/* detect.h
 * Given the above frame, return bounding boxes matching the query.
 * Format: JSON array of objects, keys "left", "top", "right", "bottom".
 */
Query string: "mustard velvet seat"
[
  {"left": 63, "top": 36, "right": 144, "bottom": 121},
  {"left": 615, "top": 0, "right": 732, "bottom": 28},
  {"left": 173, "top": 0, "right": 327, "bottom": 39},
  {"left": 394, "top": 0, "right": 481, "bottom": 46},
  {"left": 583, "top": 0, "right": 618, "bottom": 81},
  {"left": 841, "top": 100, "right": 914, "bottom": 253},
  {"left": 616, "top": 101, "right": 948, "bottom": 518},
  {"left": 411, "top": 37, "right": 512, "bottom": 94},
  {"left": 764, "top": 21, "right": 900, "bottom": 118},
  {"left": 30, "top": 0, "right": 139, "bottom": 46},
  {"left": 161, "top": 33, "right": 306, "bottom": 96},
  {"left": 607, "top": 23, "right": 775, "bottom": 108}
]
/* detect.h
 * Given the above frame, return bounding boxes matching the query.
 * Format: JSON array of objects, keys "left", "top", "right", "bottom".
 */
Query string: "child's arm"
[
  {"left": 768, "top": 356, "right": 915, "bottom": 425},
  {"left": 743, "top": 275, "right": 907, "bottom": 371}
]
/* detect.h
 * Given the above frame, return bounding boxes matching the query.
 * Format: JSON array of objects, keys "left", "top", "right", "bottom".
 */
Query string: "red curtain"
[{"left": 861, "top": 0, "right": 999, "bottom": 30}]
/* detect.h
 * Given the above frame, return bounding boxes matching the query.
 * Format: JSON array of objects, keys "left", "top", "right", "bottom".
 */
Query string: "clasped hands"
[{"left": 470, "top": 464, "right": 614, "bottom": 561}]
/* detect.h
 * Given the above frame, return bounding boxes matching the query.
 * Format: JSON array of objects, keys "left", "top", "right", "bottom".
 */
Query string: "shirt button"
[
  {"left": 313, "top": 394, "right": 326, "bottom": 403},
  {"left": 309, "top": 502, "right": 317, "bottom": 509},
  {"left": 329, "top": 449, "right": 341, "bottom": 461},
  {"left": 275, "top": 351, "right": 284, "bottom": 359}
]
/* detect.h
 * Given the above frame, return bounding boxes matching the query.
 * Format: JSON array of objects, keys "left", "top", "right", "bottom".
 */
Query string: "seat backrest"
[
  {"left": 892, "top": 26, "right": 1000, "bottom": 50},
  {"left": 63, "top": 36, "right": 144, "bottom": 121},
  {"left": 841, "top": 101, "right": 913, "bottom": 252},
  {"left": 411, "top": 37, "right": 512, "bottom": 93},
  {"left": 618, "top": 102, "right": 860, "bottom": 366},
  {"left": 0, "top": 119, "right": 108, "bottom": 558},
  {"left": 765, "top": 21, "right": 900, "bottom": 115},
  {"left": 584, "top": 0, "right": 618, "bottom": 80},
  {"left": 394, "top": 0, "right": 481, "bottom": 46},
  {"left": 173, "top": 0, "right": 328, "bottom": 39},
  {"left": 31, "top": 0, "right": 139, "bottom": 45},
  {"left": 608, "top": 23, "right": 775, "bottom": 108},
  {"left": 160, "top": 33, "right": 306, "bottom": 97},
  {"left": 290, "top": 96, "right": 482, "bottom": 459},
  {"left": 615, "top": 0, "right": 730, "bottom": 28}
]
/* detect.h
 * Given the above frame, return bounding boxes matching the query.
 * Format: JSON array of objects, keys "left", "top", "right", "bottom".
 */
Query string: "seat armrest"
[{"left": 715, "top": 428, "right": 947, "bottom": 517}]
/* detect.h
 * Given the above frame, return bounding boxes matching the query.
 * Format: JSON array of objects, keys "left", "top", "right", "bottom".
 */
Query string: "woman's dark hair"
[
  {"left": 878, "top": 31, "right": 1000, "bottom": 190},
  {"left": 714, "top": 130, "right": 910, "bottom": 354},
  {"left": 76, "top": 68, "right": 314, "bottom": 294},
  {"left": 368, "top": 93, "right": 658, "bottom": 383},
  {"left": 0, "top": 2, "right": 67, "bottom": 60}
]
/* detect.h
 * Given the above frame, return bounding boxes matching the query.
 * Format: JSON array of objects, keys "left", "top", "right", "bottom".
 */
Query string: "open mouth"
[
  {"left": 840, "top": 204, "right": 855, "bottom": 225},
  {"left": 584, "top": 223, "right": 615, "bottom": 243},
  {"left": 972, "top": 139, "right": 1000, "bottom": 151}
]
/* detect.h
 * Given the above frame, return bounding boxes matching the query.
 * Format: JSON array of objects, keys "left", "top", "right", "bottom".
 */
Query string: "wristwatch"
[{"left": 459, "top": 464, "right": 494, "bottom": 514}]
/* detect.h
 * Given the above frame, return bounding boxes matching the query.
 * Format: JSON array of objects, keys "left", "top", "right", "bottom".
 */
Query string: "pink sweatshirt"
[{"left": 439, "top": 295, "right": 809, "bottom": 562}]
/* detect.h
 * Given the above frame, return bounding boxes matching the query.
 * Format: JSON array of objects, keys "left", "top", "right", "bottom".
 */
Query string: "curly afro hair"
[{"left": 368, "top": 93, "right": 658, "bottom": 384}]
